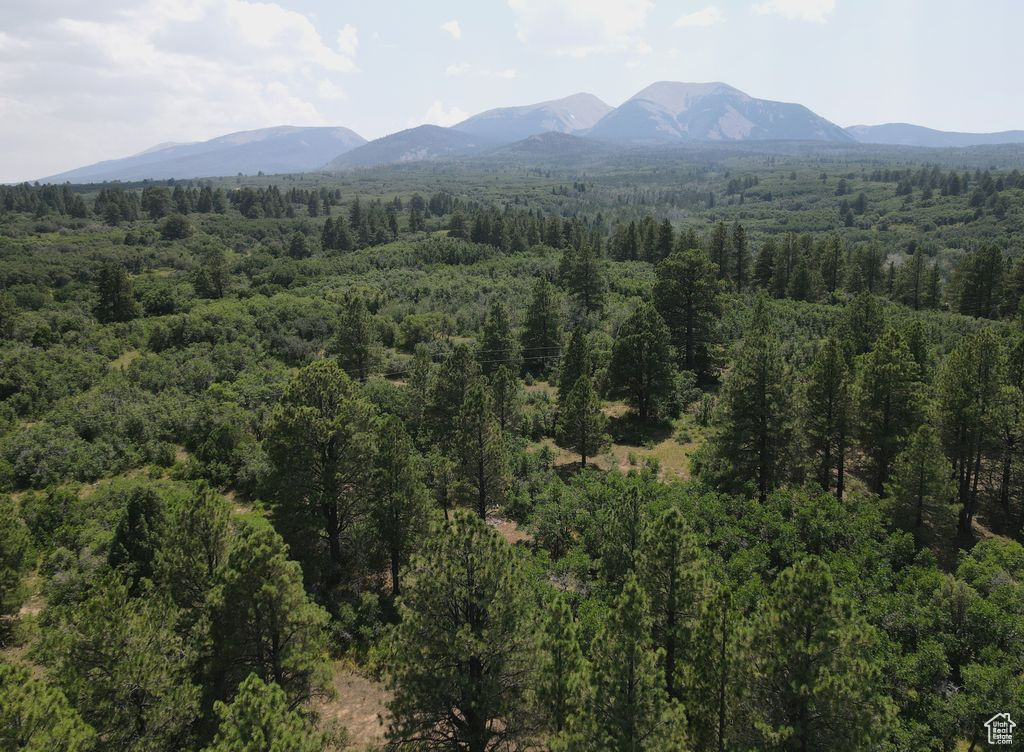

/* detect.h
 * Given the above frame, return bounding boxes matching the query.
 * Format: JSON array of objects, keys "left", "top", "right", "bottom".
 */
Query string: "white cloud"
[
  {"left": 336, "top": 24, "right": 358, "bottom": 57},
  {"left": 445, "top": 62, "right": 516, "bottom": 79},
  {"left": 752, "top": 0, "right": 836, "bottom": 23},
  {"left": 0, "top": 0, "right": 362, "bottom": 180},
  {"left": 506, "top": 0, "right": 652, "bottom": 57},
  {"left": 410, "top": 100, "right": 469, "bottom": 128},
  {"left": 317, "top": 80, "right": 347, "bottom": 100},
  {"left": 440, "top": 19, "right": 462, "bottom": 40},
  {"left": 674, "top": 6, "right": 725, "bottom": 27}
]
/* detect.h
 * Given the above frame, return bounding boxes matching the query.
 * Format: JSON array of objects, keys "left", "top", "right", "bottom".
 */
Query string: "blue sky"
[{"left": 1, "top": 0, "right": 1021, "bottom": 181}]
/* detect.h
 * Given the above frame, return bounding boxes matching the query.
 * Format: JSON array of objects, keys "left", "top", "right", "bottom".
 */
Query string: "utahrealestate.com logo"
[{"left": 985, "top": 713, "right": 1016, "bottom": 745}]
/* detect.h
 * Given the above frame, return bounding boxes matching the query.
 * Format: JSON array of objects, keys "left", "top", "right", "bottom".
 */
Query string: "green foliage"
[
  {"left": 0, "top": 661, "right": 96, "bottom": 752},
  {"left": 39, "top": 574, "right": 200, "bottom": 752},
  {"left": 607, "top": 301, "right": 677, "bottom": 422},
  {"left": 0, "top": 494, "right": 31, "bottom": 618},
  {"left": 653, "top": 248, "right": 722, "bottom": 381},
  {"left": 555, "top": 376, "right": 608, "bottom": 466},
  {"left": 203, "top": 674, "right": 327, "bottom": 752},
  {"left": 210, "top": 515, "right": 330, "bottom": 707},
  {"left": 385, "top": 512, "right": 535, "bottom": 751}
]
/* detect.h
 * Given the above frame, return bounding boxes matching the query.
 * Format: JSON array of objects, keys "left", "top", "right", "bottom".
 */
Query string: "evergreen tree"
[
  {"left": 653, "top": 248, "right": 722, "bottom": 381},
  {"left": 562, "top": 239, "right": 605, "bottom": 314},
  {"left": 607, "top": 302, "right": 677, "bottom": 422},
  {"left": 479, "top": 300, "right": 518, "bottom": 375},
  {"left": 853, "top": 327, "right": 924, "bottom": 493},
  {"left": 732, "top": 221, "right": 750, "bottom": 292},
  {"left": 94, "top": 261, "right": 140, "bottom": 323},
  {"left": 265, "top": 360, "right": 378, "bottom": 584},
  {"left": 455, "top": 379, "right": 506, "bottom": 519},
  {"left": 700, "top": 300, "right": 794, "bottom": 501},
  {"left": 571, "top": 573, "right": 683, "bottom": 752},
  {"left": 803, "top": 336, "right": 850, "bottom": 497},
  {"left": 107, "top": 485, "right": 164, "bottom": 593},
  {"left": 885, "top": 424, "right": 956, "bottom": 542},
  {"left": 753, "top": 238, "right": 776, "bottom": 289},
  {"left": 639, "top": 507, "right": 703, "bottom": 699},
  {"left": 709, "top": 221, "right": 731, "bottom": 285},
  {"left": 747, "top": 557, "right": 894, "bottom": 752},
  {"left": 819, "top": 233, "right": 845, "bottom": 295},
  {"left": 330, "top": 294, "right": 378, "bottom": 381},
  {"left": 955, "top": 244, "right": 1004, "bottom": 319},
  {"left": 204, "top": 674, "right": 326, "bottom": 752},
  {"left": 558, "top": 328, "right": 591, "bottom": 399},
  {"left": 533, "top": 593, "right": 586, "bottom": 738},
  {"left": 840, "top": 290, "right": 886, "bottom": 357},
  {"left": 426, "top": 344, "right": 481, "bottom": 447},
  {"left": 555, "top": 375, "right": 608, "bottom": 466},
  {"left": 490, "top": 364, "right": 524, "bottom": 434},
  {"left": 41, "top": 575, "right": 200, "bottom": 752},
  {"left": 0, "top": 662, "right": 95, "bottom": 752},
  {"left": 521, "top": 277, "right": 561, "bottom": 375},
  {"left": 0, "top": 494, "right": 30, "bottom": 619},
  {"left": 371, "top": 415, "right": 430, "bottom": 597},
  {"left": 211, "top": 516, "right": 330, "bottom": 708},
  {"left": 937, "top": 328, "right": 1005, "bottom": 531},
  {"left": 386, "top": 513, "right": 534, "bottom": 752}
]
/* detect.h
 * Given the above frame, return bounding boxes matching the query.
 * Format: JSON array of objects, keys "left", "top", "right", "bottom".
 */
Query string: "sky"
[{"left": 1, "top": 0, "right": 1022, "bottom": 182}]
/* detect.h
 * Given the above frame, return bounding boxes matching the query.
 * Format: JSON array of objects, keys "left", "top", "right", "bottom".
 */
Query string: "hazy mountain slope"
[
  {"left": 323, "top": 125, "right": 497, "bottom": 170},
  {"left": 846, "top": 123, "right": 1024, "bottom": 148},
  {"left": 454, "top": 92, "right": 612, "bottom": 141},
  {"left": 41, "top": 126, "right": 366, "bottom": 182},
  {"left": 588, "top": 81, "right": 853, "bottom": 144}
]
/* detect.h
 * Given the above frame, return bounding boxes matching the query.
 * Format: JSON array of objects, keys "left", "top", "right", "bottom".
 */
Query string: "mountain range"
[{"left": 38, "top": 82, "right": 1024, "bottom": 182}]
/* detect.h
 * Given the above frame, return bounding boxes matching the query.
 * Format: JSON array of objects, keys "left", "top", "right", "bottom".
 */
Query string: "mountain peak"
[
  {"left": 588, "top": 80, "right": 851, "bottom": 144},
  {"left": 453, "top": 92, "right": 612, "bottom": 142}
]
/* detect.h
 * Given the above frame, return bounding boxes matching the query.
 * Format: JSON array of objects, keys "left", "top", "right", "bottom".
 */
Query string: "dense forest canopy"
[{"left": 2, "top": 146, "right": 1024, "bottom": 751}]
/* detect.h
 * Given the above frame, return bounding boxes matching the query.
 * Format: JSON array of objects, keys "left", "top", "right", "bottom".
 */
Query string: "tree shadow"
[{"left": 606, "top": 414, "right": 674, "bottom": 447}]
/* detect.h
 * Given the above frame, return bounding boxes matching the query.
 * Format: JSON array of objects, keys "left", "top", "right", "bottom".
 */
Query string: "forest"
[{"left": 2, "top": 146, "right": 1024, "bottom": 751}]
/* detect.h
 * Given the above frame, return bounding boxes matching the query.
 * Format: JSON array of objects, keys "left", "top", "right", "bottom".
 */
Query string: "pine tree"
[
  {"left": 885, "top": 424, "right": 956, "bottom": 542},
  {"left": 107, "top": 485, "right": 164, "bottom": 593},
  {"left": 700, "top": 300, "right": 794, "bottom": 501},
  {"left": 558, "top": 328, "right": 591, "bottom": 399},
  {"left": 265, "top": 360, "right": 378, "bottom": 583},
  {"left": 819, "top": 233, "right": 845, "bottom": 295},
  {"left": 521, "top": 277, "right": 561, "bottom": 375},
  {"left": 607, "top": 302, "right": 677, "bottom": 422},
  {"left": 455, "top": 379, "right": 507, "bottom": 518},
  {"left": 803, "top": 336, "right": 850, "bottom": 497},
  {"left": 840, "top": 291, "right": 886, "bottom": 357},
  {"left": 371, "top": 415, "right": 430, "bottom": 597},
  {"left": 732, "top": 222, "right": 750, "bottom": 292},
  {"left": 853, "top": 327, "right": 924, "bottom": 493},
  {"left": 709, "top": 221, "right": 731, "bottom": 285},
  {"left": 747, "top": 557, "right": 894, "bottom": 752},
  {"left": 94, "top": 261, "right": 139, "bottom": 323},
  {"left": 490, "top": 364, "right": 524, "bottom": 434},
  {"left": 0, "top": 662, "right": 95, "bottom": 752},
  {"left": 753, "top": 238, "right": 776, "bottom": 290},
  {"left": 479, "top": 300, "right": 518, "bottom": 375},
  {"left": 937, "top": 328, "right": 1005, "bottom": 531},
  {"left": 955, "top": 244, "right": 1004, "bottom": 319},
  {"left": 426, "top": 344, "right": 481, "bottom": 447},
  {"left": 0, "top": 494, "right": 30, "bottom": 619},
  {"left": 386, "top": 513, "right": 534, "bottom": 752},
  {"left": 40, "top": 574, "right": 200, "bottom": 752},
  {"left": 330, "top": 294, "right": 378, "bottom": 381},
  {"left": 204, "top": 674, "right": 326, "bottom": 752},
  {"left": 639, "top": 506, "right": 703, "bottom": 699},
  {"left": 211, "top": 516, "right": 330, "bottom": 707},
  {"left": 653, "top": 248, "right": 722, "bottom": 381},
  {"left": 533, "top": 593, "right": 586, "bottom": 738},
  {"left": 555, "top": 375, "right": 608, "bottom": 466},
  {"left": 562, "top": 239, "right": 605, "bottom": 314},
  {"left": 571, "top": 573, "right": 683, "bottom": 752}
]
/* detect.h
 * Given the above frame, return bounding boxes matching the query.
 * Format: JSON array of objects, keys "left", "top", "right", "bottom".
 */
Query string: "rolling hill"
[{"left": 453, "top": 92, "right": 612, "bottom": 142}]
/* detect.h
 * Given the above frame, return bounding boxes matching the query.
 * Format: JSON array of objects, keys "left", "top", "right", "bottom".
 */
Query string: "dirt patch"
[
  {"left": 315, "top": 664, "right": 391, "bottom": 751},
  {"left": 488, "top": 515, "right": 532, "bottom": 545}
]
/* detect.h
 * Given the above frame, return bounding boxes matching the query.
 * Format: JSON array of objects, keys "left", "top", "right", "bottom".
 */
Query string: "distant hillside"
[
  {"left": 454, "top": 93, "right": 612, "bottom": 142},
  {"left": 322, "top": 125, "right": 496, "bottom": 170},
  {"left": 588, "top": 81, "right": 853, "bottom": 144},
  {"left": 41, "top": 126, "right": 366, "bottom": 182},
  {"left": 846, "top": 123, "right": 1024, "bottom": 148}
]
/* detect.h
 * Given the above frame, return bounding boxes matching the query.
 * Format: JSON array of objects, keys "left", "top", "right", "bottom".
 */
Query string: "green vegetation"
[{"left": 2, "top": 149, "right": 1024, "bottom": 750}]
